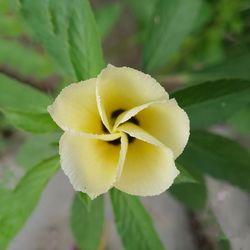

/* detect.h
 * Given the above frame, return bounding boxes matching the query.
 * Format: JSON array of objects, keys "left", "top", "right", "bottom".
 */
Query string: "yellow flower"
[{"left": 48, "top": 65, "right": 190, "bottom": 199}]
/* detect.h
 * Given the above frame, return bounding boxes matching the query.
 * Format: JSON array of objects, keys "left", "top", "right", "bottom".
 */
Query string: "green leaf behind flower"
[
  {"left": 71, "top": 193, "right": 104, "bottom": 250},
  {"left": 0, "top": 74, "right": 51, "bottom": 112},
  {"left": 110, "top": 189, "right": 164, "bottom": 250},
  {"left": 170, "top": 165, "right": 207, "bottom": 211},
  {"left": 228, "top": 106, "right": 250, "bottom": 135},
  {"left": 143, "top": 0, "right": 202, "bottom": 73},
  {"left": 2, "top": 108, "right": 59, "bottom": 133},
  {"left": 0, "top": 74, "right": 58, "bottom": 133},
  {"left": 125, "top": 0, "right": 158, "bottom": 28},
  {"left": 188, "top": 53, "right": 250, "bottom": 84},
  {"left": 171, "top": 79, "right": 250, "bottom": 129},
  {"left": 0, "top": 40, "right": 56, "bottom": 79},
  {"left": 174, "top": 164, "right": 199, "bottom": 185},
  {"left": 20, "top": 0, "right": 104, "bottom": 81},
  {"left": 0, "top": 156, "right": 60, "bottom": 250},
  {"left": 95, "top": 2, "right": 122, "bottom": 40},
  {"left": 179, "top": 131, "right": 250, "bottom": 192},
  {"left": 16, "top": 133, "right": 59, "bottom": 170}
]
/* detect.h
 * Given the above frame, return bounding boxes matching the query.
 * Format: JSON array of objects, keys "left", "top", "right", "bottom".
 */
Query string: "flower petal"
[
  {"left": 113, "top": 100, "right": 165, "bottom": 130},
  {"left": 136, "top": 99, "right": 190, "bottom": 158},
  {"left": 117, "top": 122, "right": 164, "bottom": 147},
  {"left": 115, "top": 139, "right": 179, "bottom": 196},
  {"left": 96, "top": 65, "right": 169, "bottom": 131},
  {"left": 59, "top": 132, "right": 127, "bottom": 199},
  {"left": 48, "top": 79, "right": 104, "bottom": 134},
  {"left": 116, "top": 133, "right": 128, "bottom": 179},
  {"left": 69, "top": 130, "right": 121, "bottom": 141}
]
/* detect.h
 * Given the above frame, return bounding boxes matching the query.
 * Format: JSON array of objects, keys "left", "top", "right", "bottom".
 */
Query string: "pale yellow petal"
[
  {"left": 48, "top": 79, "right": 104, "bottom": 134},
  {"left": 59, "top": 132, "right": 127, "bottom": 199},
  {"left": 136, "top": 99, "right": 190, "bottom": 158},
  {"left": 116, "top": 133, "right": 128, "bottom": 178},
  {"left": 113, "top": 100, "right": 164, "bottom": 130},
  {"left": 96, "top": 65, "right": 169, "bottom": 130},
  {"left": 117, "top": 122, "right": 164, "bottom": 147},
  {"left": 115, "top": 139, "right": 179, "bottom": 196}
]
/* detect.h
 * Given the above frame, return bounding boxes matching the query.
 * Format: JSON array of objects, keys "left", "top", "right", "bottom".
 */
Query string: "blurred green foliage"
[
  {"left": 71, "top": 193, "right": 104, "bottom": 250},
  {"left": 110, "top": 189, "right": 165, "bottom": 250}
]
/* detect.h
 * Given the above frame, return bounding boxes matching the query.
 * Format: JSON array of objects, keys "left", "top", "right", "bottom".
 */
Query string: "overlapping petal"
[
  {"left": 114, "top": 138, "right": 179, "bottom": 196},
  {"left": 135, "top": 99, "right": 190, "bottom": 158},
  {"left": 96, "top": 65, "right": 169, "bottom": 131},
  {"left": 113, "top": 100, "right": 165, "bottom": 130},
  {"left": 59, "top": 132, "right": 127, "bottom": 199},
  {"left": 48, "top": 79, "right": 104, "bottom": 135},
  {"left": 117, "top": 122, "right": 164, "bottom": 147}
]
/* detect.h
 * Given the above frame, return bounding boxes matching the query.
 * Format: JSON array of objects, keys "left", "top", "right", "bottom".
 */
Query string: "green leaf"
[
  {"left": 0, "top": 39, "right": 55, "bottom": 78},
  {"left": 95, "top": 3, "right": 122, "bottom": 40},
  {"left": 0, "top": 1, "right": 9, "bottom": 11},
  {"left": 19, "top": 0, "right": 74, "bottom": 78},
  {"left": 228, "top": 106, "right": 250, "bottom": 135},
  {"left": 179, "top": 131, "right": 250, "bottom": 192},
  {"left": 170, "top": 166, "right": 207, "bottom": 211},
  {"left": 0, "top": 74, "right": 52, "bottom": 112},
  {"left": 3, "top": 109, "right": 57, "bottom": 133},
  {"left": 189, "top": 53, "right": 250, "bottom": 84},
  {"left": 171, "top": 79, "right": 250, "bottom": 129},
  {"left": 192, "top": 0, "right": 212, "bottom": 32},
  {"left": 0, "top": 12, "right": 24, "bottom": 37},
  {"left": 110, "top": 189, "right": 164, "bottom": 250},
  {"left": 20, "top": 0, "right": 104, "bottom": 81},
  {"left": 174, "top": 164, "right": 199, "bottom": 185},
  {"left": 71, "top": 193, "right": 104, "bottom": 250},
  {"left": 0, "top": 74, "right": 58, "bottom": 133},
  {"left": 16, "top": 133, "right": 59, "bottom": 170},
  {"left": 143, "top": 0, "right": 202, "bottom": 73},
  {"left": 67, "top": 0, "right": 104, "bottom": 80},
  {"left": 2, "top": 108, "right": 59, "bottom": 133},
  {"left": 77, "top": 192, "right": 92, "bottom": 212},
  {"left": 218, "top": 235, "right": 231, "bottom": 250},
  {"left": 0, "top": 156, "right": 60, "bottom": 249},
  {"left": 125, "top": 0, "right": 158, "bottom": 27},
  {"left": 170, "top": 182, "right": 207, "bottom": 211}
]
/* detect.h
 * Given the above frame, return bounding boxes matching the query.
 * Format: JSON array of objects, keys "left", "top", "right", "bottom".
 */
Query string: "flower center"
[
  {"left": 101, "top": 109, "right": 139, "bottom": 145},
  {"left": 111, "top": 109, "right": 124, "bottom": 119}
]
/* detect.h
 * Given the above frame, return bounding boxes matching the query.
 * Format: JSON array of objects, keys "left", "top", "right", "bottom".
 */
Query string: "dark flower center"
[{"left": 101, "top": 109, "right": 139, "bottom": 145}]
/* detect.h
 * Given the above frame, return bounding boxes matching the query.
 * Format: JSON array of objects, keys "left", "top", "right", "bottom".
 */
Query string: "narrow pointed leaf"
[
  {"left": 110, "top": 189, "right": 164, "bottom": 250},
  {"left": 174, "top": 164, "right": 199, "bottom": 185},
  {"left": 17, "top": 133, "right": 59, "bottom": 170},
  {"left": 125, "top": 0, "right": 158, "bottom": 27},
  {"left": 2, "top": 108, "right": 59, "bottom": 133},
  {"left": 171, "top": 79, "right": 250, "bottom": 129},
  {"left": 71, "top": 193, "right": 104, "bottom": 250},
  {"left": 0, "top": 74, "right": 57, "bottom": 133},
  {"left": 20, "top": 0, "right": 104, "bottom": 81},
  {"left": 170, "top": 165, "right": 207, "bottom": 211},
  {"left": 189, "top": 53, "right": 250, "bottom": 84},
  {"left": 143, "top": 0, "right": 202, "bottom": 72},
  {"left": 179, "top": 131, "right": 250, "bottom": 192},
  {"left": 228, "top": 106, "right": 250, "bottom": 135},
  {"left": 95, "top": 3, "right": 122, "bottom": 40},
  {"left": 0, "top": 74, "right": 51, "bottom": 112},
  {"left": 0, "top": 156, "right": 60, "bottom": 249}
]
